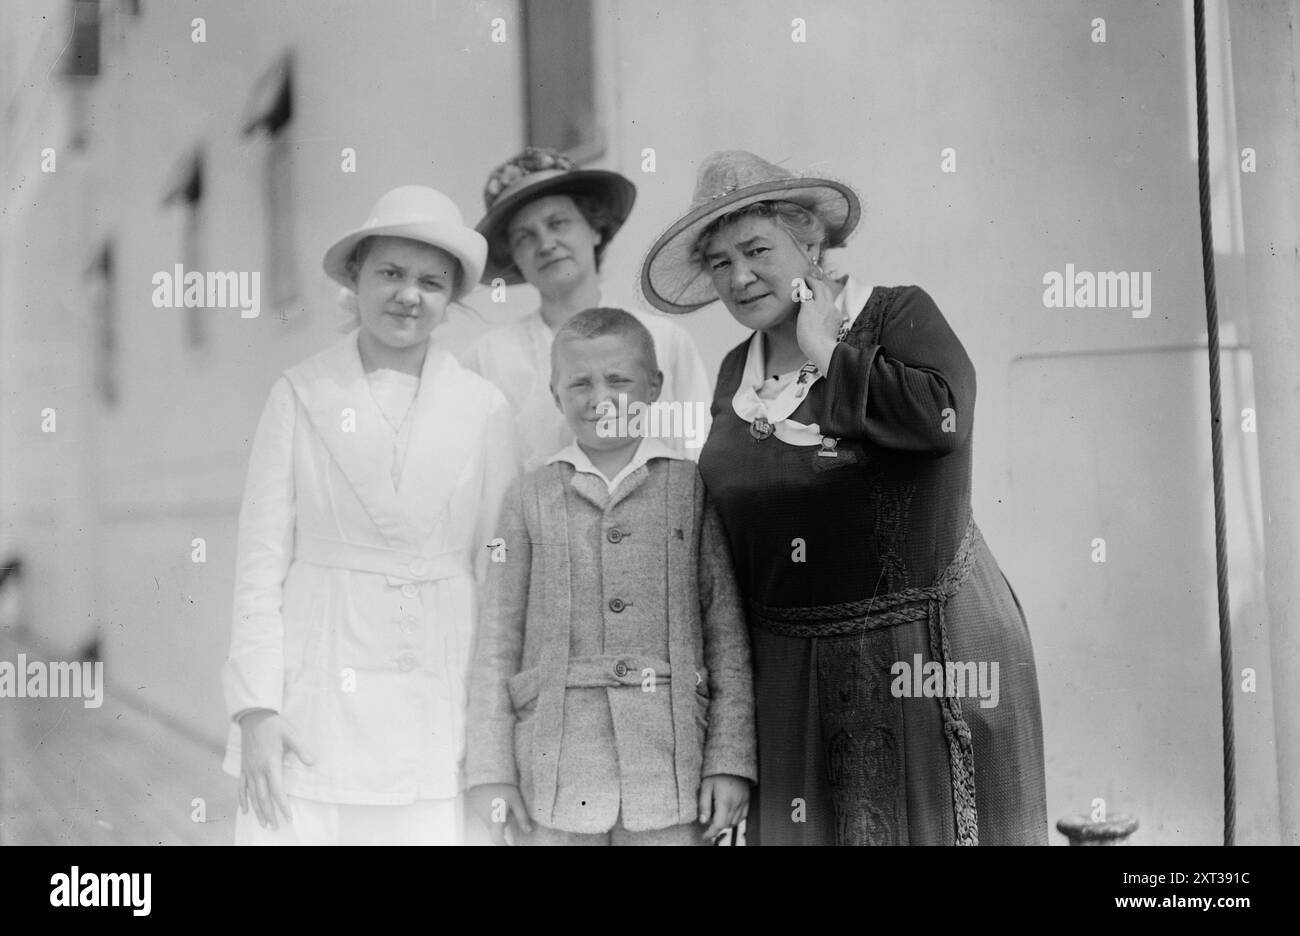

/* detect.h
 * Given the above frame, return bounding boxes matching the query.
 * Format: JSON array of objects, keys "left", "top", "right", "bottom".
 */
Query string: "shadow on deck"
[{"left": 0, "top": 629, "right": 234, "bottom": 846}]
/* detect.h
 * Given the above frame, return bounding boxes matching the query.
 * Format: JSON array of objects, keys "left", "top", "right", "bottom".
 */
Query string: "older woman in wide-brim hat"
[
  {"left": 222, "top": 185, "right": 517, "bottom": 845},
  {"left": 461, "top": 146, "right": 712, "bottom": 468},
  {"left": 640, "top": 151, "right": 1048, "bottom": 846}
]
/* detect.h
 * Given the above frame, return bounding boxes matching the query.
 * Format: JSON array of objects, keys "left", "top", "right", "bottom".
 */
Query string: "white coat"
[{"left": 221, "top": 329, "right": 517, "bottom": 804}]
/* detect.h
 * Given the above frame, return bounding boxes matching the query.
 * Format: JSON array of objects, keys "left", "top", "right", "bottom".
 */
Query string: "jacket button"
[
  {"left": 399, "top": 615, "right": 418, "bottom": 633},
  {"left": 606, "top": 527, "right": 624, "bottom": 544},
  {"left": 614, "top": 661, "right": 629, "bottom": 678},
  {"left": 400, "top": 582, "right": 420, "bottom": 599},
  {"left": 409, "top": 560, "right": 429, "bottom": 578},
  {"left": 608, "top": 597, "right": 626, "bottom": 613},
  {"left": 397, "top": 651, "right": 419, "bottom": 673}
]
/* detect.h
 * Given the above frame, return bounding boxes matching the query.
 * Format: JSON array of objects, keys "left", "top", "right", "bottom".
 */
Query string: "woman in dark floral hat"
[{"left": 462, "top": 147, "right": 712, "bottom": 467}]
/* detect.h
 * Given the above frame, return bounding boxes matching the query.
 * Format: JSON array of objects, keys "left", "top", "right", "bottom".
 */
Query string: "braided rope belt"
[{"left": 749, "top": 515, "right": 983, "bottom": 845}]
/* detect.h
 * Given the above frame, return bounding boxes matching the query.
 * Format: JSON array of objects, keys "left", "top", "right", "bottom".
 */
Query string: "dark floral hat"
[{"left": 475, "top": 146, "right": 636, "bottom": 286}]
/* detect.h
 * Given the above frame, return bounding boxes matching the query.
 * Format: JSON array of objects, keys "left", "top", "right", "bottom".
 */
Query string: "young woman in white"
[{"left": 222, "top": 186, "right": 517, "bottom": 845}]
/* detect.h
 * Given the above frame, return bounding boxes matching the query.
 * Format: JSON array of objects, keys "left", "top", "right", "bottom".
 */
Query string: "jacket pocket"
[
  {"left": 694, "top": 666, "right": 711, "bottom": 734},
  {"left": 513, "top": 700, "right": 537, "bottom": 807},
  {"left": 506, "top": 667, "right": 540, "bottom": 719}
]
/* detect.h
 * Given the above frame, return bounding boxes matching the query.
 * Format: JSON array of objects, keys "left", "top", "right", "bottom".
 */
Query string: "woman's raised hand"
[
  {"left": 794, "top": 266, "right": 842, "bottom": 374},
  {"left": 238, "top": 709, "right": 316, "bottom": 830}
]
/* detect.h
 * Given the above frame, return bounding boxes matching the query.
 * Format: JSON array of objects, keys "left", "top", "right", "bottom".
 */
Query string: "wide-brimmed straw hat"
[
  {"left": 322, "top": 186, "right": 486, "bottom": 300},
  {"left": 639, "top": 151, "right": 861, "bottom": 314},
  {"left": 475, "top": 146, "right": 636, "bottom": 286}
]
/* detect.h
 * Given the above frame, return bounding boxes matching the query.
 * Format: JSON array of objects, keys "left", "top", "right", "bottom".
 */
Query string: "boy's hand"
[
  {"left": 698, "top": 773, "right": 751, "bottom": 842},
  {"left": 468, "top": 783, "right": 532, "bottom": 845}
]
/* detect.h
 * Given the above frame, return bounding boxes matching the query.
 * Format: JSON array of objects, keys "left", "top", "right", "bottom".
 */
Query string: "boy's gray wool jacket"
[{"left": 465, "top": 457, "right": 757, "bottom": 833}]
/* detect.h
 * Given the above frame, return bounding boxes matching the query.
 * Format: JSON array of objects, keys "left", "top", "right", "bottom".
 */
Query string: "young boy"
[{"left": 465, "top": 307, "right": 755, "bottom": 845}]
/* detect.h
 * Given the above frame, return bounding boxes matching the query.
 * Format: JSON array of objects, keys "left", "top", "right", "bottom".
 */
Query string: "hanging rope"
[{"left": 1192, "top": 0, "right": 1235, "bottom": 847}]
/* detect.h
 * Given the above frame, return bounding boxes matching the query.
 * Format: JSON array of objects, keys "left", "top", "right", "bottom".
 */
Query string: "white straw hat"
[{"left": 322, "top": 186, "right": 487, "bottom": 300}]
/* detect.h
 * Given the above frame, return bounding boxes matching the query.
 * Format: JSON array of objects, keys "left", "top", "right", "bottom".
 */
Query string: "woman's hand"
[
  {"left": 468, "top": 783, "right": 532, "bottom": 845},
  {"left": 698, "top": 773, "right": 751, "bottom": 842},
  {"left": 238, "top": 709, "right": 315, "bottom": 831},
  {"left": 795, "top": 266, "right": 842, "bottom": 374}
]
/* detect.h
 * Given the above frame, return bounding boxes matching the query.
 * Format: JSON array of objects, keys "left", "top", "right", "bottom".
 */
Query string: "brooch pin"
[
  {"left": 817, "top": 436, "right": 839, "bottom": 458},
  {"left": 795, "top": 362, "right": 819, "bottom": 399},
  {"left": 750, "top": 416, "right": 774, "bottom": 440}
]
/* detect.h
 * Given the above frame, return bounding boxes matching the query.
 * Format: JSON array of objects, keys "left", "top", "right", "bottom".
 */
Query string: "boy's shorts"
[{"left": 520, "top": 815, "right": 703, "bottom": 846}]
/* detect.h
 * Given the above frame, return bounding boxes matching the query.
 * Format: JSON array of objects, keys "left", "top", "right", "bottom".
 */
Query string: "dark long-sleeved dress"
[{"left": 698, "top": 283, "right": 1048, "bottom": 846}]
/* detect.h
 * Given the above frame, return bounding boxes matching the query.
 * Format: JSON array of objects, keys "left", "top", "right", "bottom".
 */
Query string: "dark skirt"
[{"left": 746, "top": 536, "right": 1049, "bottom": 845}]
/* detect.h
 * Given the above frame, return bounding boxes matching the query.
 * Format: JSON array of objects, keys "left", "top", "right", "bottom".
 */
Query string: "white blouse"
[{"left": 366, "top": 368, "right": 420, "bottom": 488}]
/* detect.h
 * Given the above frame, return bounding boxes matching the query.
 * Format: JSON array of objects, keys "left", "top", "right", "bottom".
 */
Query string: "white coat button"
[
  {"left": 397, "top": 651, "right": 419, "bottom": 673},
  {"left": 401, "top": 582, "right": 420, "bottom": 599},
  {"left": 409, "top": 560, "right": 429, "bottom": 578},
  {"left": 399, "top": 615, "right": 418, "bottom": 633}
]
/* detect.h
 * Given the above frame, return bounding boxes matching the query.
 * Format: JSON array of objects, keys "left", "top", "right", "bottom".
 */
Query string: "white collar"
[
  {"left": 836, "top": 276, "right": 873, "bottom": 328},
  {"left": 731, "top": 276, "right": 871, "bottom": 446},
  {"left": 546, "top": 436, "right": 682, "bottom": 492}
]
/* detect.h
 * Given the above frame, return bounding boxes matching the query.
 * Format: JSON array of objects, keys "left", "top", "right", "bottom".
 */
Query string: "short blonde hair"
[{"left": 550, "top": 307, "right": 659, "bottom": 386}]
